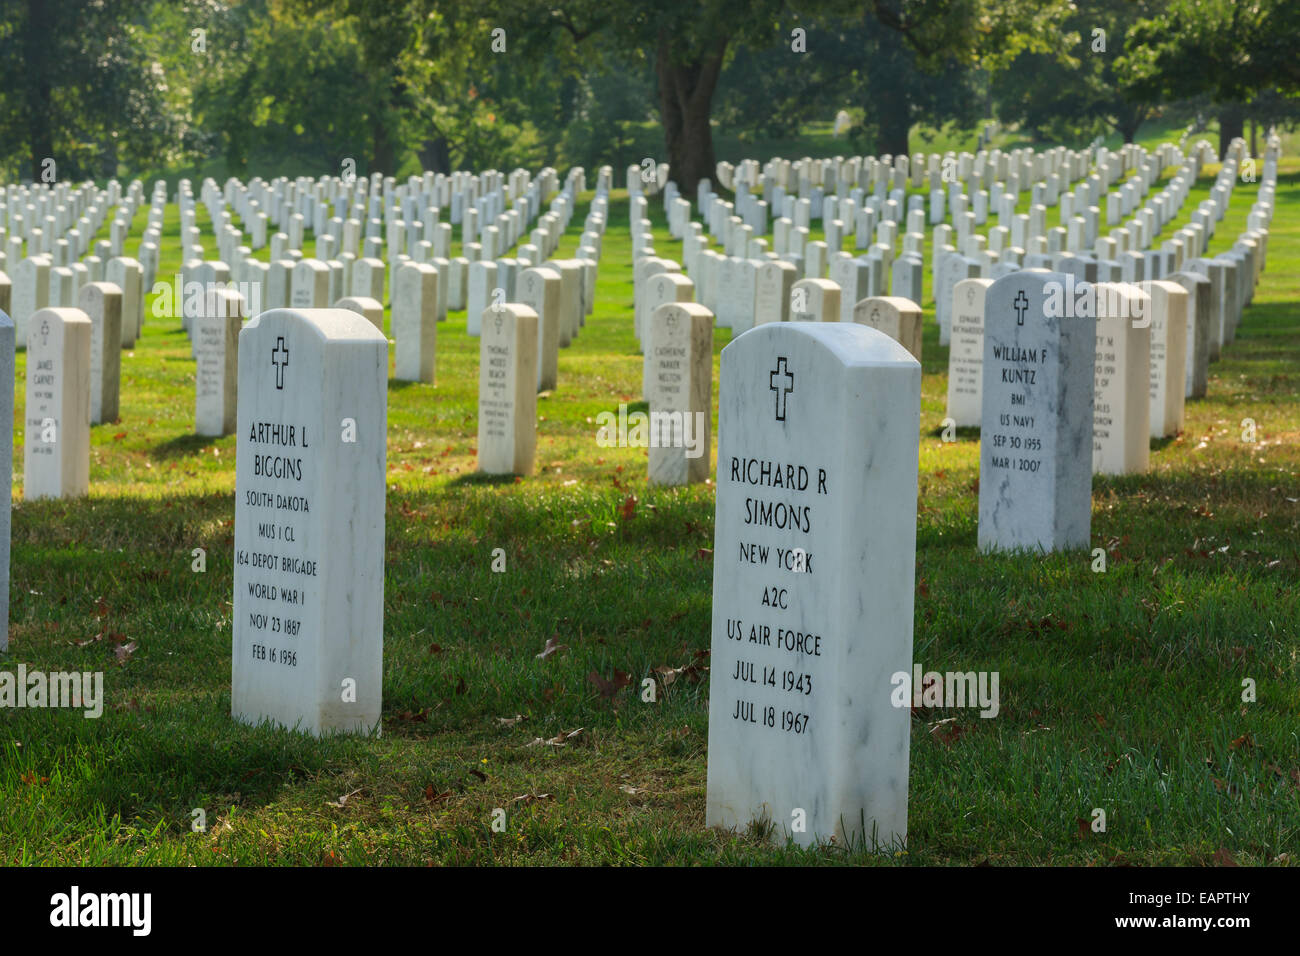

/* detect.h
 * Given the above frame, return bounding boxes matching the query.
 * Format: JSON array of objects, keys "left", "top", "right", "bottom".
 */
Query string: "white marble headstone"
[
  {"left": 24, "top": 308, "right": 91, "bottom": 500},
  {"left": 1142, "top": 280, "right": 1188, "bottom": 438},
  {"left": 232, "top": 308, "right": 388, "bottom": 736},
  {"left": 645, "top": 302, "right": 712, "bottom": 486},
  {"left": 1169, "top": 270, "right": 1210, "bottom": 399},
  {"left": 946, "top": 277, "right": 994, "bottom": 428},
  {"left": 78, "top": 282, "right": 122, "bottom": 425},
  {"left": 477, "top": 304, "right": 539, "bottom": 475},
  {"left": 516, "top": 267, "right": 560, "bottom": 392},
  {"left": 978, "top": 272, "right": 1095, "bottom": 552},
  {"left": 707, "top": 321, "right": 920, "bottom": 849},
  {"left": 393, "top": 262, "right": 437, "bottom": 382},
  {"left": 0, "top": 309, "right": 11, "bottom": 650},
  {"left": 852, "top": 296, "right": 922, "bottom": 361},
  {"left": 195, "top": 288, "right": 242, "bottom": 436},
  {"left": 1092, "top": 283, "right": 1150, "bottom": 474}
]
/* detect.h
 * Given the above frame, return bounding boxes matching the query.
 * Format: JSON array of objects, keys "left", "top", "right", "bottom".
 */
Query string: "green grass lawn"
[{"left": 2, "top": 143, "right": 1297, "bottom": 866}]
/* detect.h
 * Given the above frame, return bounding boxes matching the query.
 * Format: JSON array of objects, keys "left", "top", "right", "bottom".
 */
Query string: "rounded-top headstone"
[
  {"left": 707, "top": 320, "right": 920, "bottom": 849},
  {"left": 978, "top": 271, "right": 1095, "bottom": 552},
  {"left": 232, "top": 308, "right": 388, "bottom": 736}
]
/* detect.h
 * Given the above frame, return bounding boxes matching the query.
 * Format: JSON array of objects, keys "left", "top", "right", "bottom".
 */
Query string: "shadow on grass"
[
  {"left": 927, "top": 424, "right": 979, "bottom": 441},
  {"left": 447, "top": 471, "right": 518, "bottom": 488},
  {"left": 388, "top": 380, "right": 434, "bottom": 393},
  {"left": 149, "top": 432, "right": 224, "bottom": 460}
]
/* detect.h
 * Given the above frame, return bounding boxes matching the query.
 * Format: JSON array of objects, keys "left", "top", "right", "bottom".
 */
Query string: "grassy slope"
[{"left": 1, "top": 143, "right": 1297, "bottom": 866}]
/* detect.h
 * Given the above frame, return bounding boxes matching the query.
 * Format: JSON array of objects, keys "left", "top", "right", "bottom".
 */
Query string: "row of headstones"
[
  {"left": 4, "top": 155, "right": 608, "bottom": 366},
  {"left": 692, "top": 130, "right": 1272, "bottom": 318},
  {"left": 10, "top": 255, "right": 144, "bottom": 349},
  {"left": 704, "top": 176, "right": 1275, "bottom": 847},
  {"left": 222, "top": 164, "right": 577, "bottom": 237},
  {"left": 174, "top": 168, "right": 580, "bottom": 316},
  {"left": 697, "top": 136, "right": 1278, "bottom": 846},
  {"left": 632, "top": 250, "right": 923, "bottom": 352},
  {"left": 159, "top": 137, "right": 1293, "bottom": 848},
  {"left": 664, "top": 134, "right": 1263, "bottom": 370},
  {"left": 709, "top": 137, "right": 1161, "bottom": 209},
  {"left": 189, "top": 165, "right": 571, "bottom": 256},
  {"left": 179, "top": 253, "right": 602, "bottom": 446},
  {"left": 0, "top": 167, "right": 612, "bottom": 501},
  {"left": 215, "top": 204, "right": 1275, "bottom": 833},
  {"left": 94, "top": 127, "right": 1278, "bottom": 827},
  {"left": 704, "top": 139, "right": 1190, "bottom": 243},
  {"left": 653, "top": 148, "right": 1161, "bottom": 356},
  {"left": 175, "top": 170, "right": 582, "bottom": 316},
  {"left": 175, "top": 178, "right": 610, "bottom": 394},
  {"left": 935, "top": 141, "right": 1271, "bottom": 343},
  {"left": 211, "top": 303, "right": 916, "bottom": 836},
  {"left": 0, "top": 162, "right": 615, "bottom": 500},
  {"left": 674, "top": 138, "right": 1218, "bottom": 310},
  {"left": 2, "top": 177, "right": 141, "bottom": 271}
]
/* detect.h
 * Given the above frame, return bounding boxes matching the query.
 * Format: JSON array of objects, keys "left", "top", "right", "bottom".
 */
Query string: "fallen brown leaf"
[{"left": 588, "top": 669, "right": 632, "bottom": 700}]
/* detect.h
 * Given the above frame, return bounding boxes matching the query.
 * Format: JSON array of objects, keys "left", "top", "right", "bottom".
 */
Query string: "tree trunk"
[
  {"left": 419, "top": 135, "right": 451, "bottom": 174},
  {"left": 24, "top": 0, "right": 56, "bottom": 180},
  {"left": 371, "top": 115, "right": 397, "bottom": 176},
  {"left": 656, "top": 32, "right": 728, "bottom": 198},
  {"left": 1218, "top": 104, "right": 1244, "bottom": 159},
  {"left": 1250, "top": 116, "right": 1257, "bottom": 158},
  {"left": 876, "top": 94, "right": 911, "bottom": 158}
]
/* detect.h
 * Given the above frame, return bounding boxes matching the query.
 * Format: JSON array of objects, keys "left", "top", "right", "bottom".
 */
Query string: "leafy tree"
[
  {"left": 992, "top": 0, "right": 1166, "bottom": 147},
  {"left": 0, "top": 0, "right": 179, "bottom": 180},
  {"left": 717, "top": 16, "right": 983, "bottom": 157},
  {"left": 1120, "top": 0, "right": 1300, "bottom": 155}
]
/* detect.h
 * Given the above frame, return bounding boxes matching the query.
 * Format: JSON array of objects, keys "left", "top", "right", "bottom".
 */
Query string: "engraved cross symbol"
[
  {"left": 1013, "top": 290, "right": 1029, "bottom": 326},
  {"left": 769, "top": 357, "right": 794, "bottom": 422},
  {"left": 271, "top": 336, "right": 289, "bottom": 389}
]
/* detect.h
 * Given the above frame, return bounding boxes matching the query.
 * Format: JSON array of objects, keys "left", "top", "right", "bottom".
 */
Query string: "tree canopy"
[{"left": 0, "top": 0, "right": 1294, "bottom": 186}]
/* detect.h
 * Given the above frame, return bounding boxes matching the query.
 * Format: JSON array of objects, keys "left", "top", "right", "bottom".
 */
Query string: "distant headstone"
[
  {"left": 516, "top": 267, "right": 561, "bottom": 392},
  {"left": 194, "top": 288, "right": 243, "bottom": 436},
  {"left": 393, "top": 262, "right": 437, "bottom": 382},
  {"left": 853, "top": 296, "right": 922, "bottom": 361},
  {"left": 1142, "top": 280, "right": 1188, "bottom": 438},
  {"left": 551, "top": 260, "right": 583, "bottom": 346},
  {"left": 891, "top": 254, "right": 924, "bottom": 308},
  {"left": 937, "top": 254, "right": 980, "bottom": 346},
  {"left": 790, "top": 278, "right": 839, "bottom": 323},
  {"left": 0, "top": 309, "right": 11, "bottom": 650},
  {"left": 645, "top": 302, "right": 713, "bottom": 486},
  {"left": 1092, "top": 283, "right": 1150, "bottom": 474},
  {"left": 78, "top": 282, "right": 123, "bottom": 425},
  {"left": 641, "top": 273, "right": 696, "bottom": 392},
  {"left": 334, "top": 296, "right": 384, "bottom": 332},
  {"left": 754, "top": 260, "right": 797, "bottom": 325},
  {"left": 232, "top": 307, "right": 388, "bottom": 736},
  {"left": 14, "top": 257, "right": 50, "bottom": 345},
  {"left": 466, "top": 260, "right": 496, "bottom": 337},
  {"left": 352, "top": 257, "right": 386, "bottom": 303},
  {"left": 1169, "top": 270, "right": 1211, "bottom": 399},
  {"left": 707, "top": 321, "right": 920, "bottom": 849},
  {"left": 106, "top": 257, "right": 143, "bottom": 348},
  {"left": 291, "top": 259, "right": 330, "bottom": 309},
  {"left": 946, "top": 277, "right": 994, "bottom": 428},
  {"left": 24, "top": 308, "right": 92, "bottom": 500},
  {"left": 477, "top": 304, "right": 539, "bottom": 475}
]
